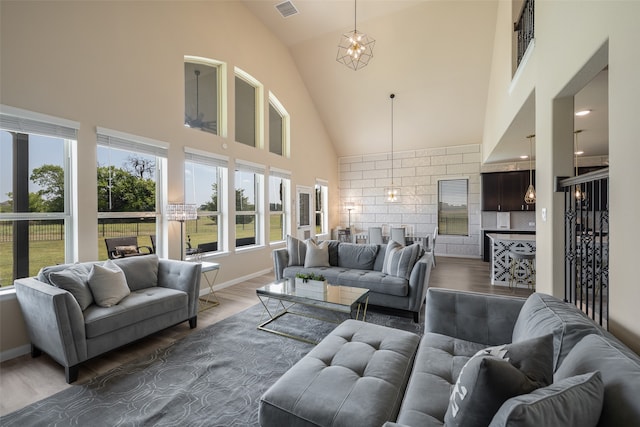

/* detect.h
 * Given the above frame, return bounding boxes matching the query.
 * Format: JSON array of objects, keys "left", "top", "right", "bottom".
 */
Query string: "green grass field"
[{"left": 0, "top": 217, "right": 287, "bottom": 287}]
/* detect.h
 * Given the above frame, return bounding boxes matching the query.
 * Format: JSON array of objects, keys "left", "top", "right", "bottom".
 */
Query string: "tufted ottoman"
[{"left": 259, "top": 319, "right": 421, "bottom": 427}]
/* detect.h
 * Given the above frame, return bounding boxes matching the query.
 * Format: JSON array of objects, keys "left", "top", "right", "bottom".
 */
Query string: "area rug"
[{"left": 2, "top": 302, "right": 423, "bottom": 427}]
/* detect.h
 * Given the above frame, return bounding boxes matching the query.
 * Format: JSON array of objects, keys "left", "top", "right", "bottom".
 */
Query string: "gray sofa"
[
  {"left": 260, "top": 288, "right": 640, "bottom": 426},
  {"left": 14, "top": 254, "right": 201, "bottom": 383},
  {"left": 273, "top": 241, "right": 432, "bottom": 322}
]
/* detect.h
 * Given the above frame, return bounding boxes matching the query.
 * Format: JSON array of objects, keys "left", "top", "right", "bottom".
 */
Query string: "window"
[
  {"left": 0, "top": 108, "right": 78, "bottom": 287},
  {"left": 268, "top": 169, "right": 291, "bottom": 243},
  {"left": 315, "top": 181, "right": 328, "bottom": 236},
  {"left": 438, "top": 179, "right": 469, "bottom": 236},
  {"left": 235, "top": 161, "right": 264, "bottom": 248},
  {"left": 185, "top": 149, "right": 228, "bottom": 255},
  {"left": 235, "top": 68, "right": 262, "bottom": 148},
  {"left": 184, "top": 59, "right": 221, "bottom": 135},
  {"left": 97, "top": 129, "right": 167, "bottom": 260},
  {"left": 268, "top": 93, "right": 289, "bottom": 157}
]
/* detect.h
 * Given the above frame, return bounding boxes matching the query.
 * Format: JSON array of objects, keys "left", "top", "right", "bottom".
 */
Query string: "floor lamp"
[{"left": 166, "top": 203, "right": 198, "bottom": 260}]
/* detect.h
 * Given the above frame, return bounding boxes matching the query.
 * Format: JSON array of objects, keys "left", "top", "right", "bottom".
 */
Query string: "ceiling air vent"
[{"left": 275, "top": 1, "right": 298, "bottom": 18}]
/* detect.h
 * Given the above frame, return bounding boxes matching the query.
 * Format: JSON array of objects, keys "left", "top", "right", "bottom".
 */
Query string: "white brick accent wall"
[{"left": 339, "top": 144, "right": 482, "bottom": 258}]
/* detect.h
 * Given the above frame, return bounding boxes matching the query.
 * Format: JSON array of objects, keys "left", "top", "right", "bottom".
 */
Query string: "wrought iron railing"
[
  {"left": 556, "top": 168, "right": 609, "bottom": 327},
  {"left": 514, "top": 0, "right": 535, "bottom": 67}
]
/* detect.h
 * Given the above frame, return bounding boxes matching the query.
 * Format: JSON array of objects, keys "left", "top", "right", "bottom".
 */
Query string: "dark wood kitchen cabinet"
[{"left": 481, "top": 171, "right": 535, "bottom": 211}]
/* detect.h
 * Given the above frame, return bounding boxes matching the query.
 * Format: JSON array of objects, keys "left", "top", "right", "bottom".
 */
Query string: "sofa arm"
[
  {"left": 273, "top": 248, "right": 289, "bottom": 280},
  {"left": 425, "top": 288, "right": 527, "bottom": 346},
  {"left": 157, "top": 259, "right": 201, "bottom": 319},
  {"left": 14, "top": 277, "right": 87, "bottom": 367},
  {"left": 406, "top": 252, "right": 433, "bottom": 314}
]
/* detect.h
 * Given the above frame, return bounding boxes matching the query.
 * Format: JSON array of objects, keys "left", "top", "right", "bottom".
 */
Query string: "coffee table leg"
[{"left": 354, "top": 296, "right": 369, "bottom": 321}]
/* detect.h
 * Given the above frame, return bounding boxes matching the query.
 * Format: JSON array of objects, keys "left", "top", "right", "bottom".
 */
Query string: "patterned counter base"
[{"left": 488, "top": 234, "right": 536, "bottom": 286}]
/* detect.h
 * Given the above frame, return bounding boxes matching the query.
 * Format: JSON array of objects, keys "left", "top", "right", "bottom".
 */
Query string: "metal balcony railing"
[{"left": 514, "top": 0, "right": 535, "bottom": 67}]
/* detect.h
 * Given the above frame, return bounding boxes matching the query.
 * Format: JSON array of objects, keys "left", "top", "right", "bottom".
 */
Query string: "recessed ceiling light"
[
  {"left": 520, "top": 155, "right": 529, "bottom": 159},
  {"left": 575, "top": 109, "right": 591, "bottom": 116},
  {"left": 575, "top": 151, "right": 584, "bottom": 155}
]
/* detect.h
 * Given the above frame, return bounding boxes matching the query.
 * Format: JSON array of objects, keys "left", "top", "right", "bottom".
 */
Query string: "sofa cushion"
[
  {"left": 373, "top": 244, "right": 387, "bottom": 271},
  {"left": 48, "top": 264, "right": 94, "bottom": 310},
  {"left": 326, "top": 240, "right": 341, "bottom": 266},
  {"left": 286, "top": 235, "right": 306, "bottom": 266},
  {"left": 395, "top": 333, "right": 487, "bottom": 426},
  {"left": 337, "top": 270, "right": 408, "bottom": 297},
  {"left": 382, "top": 241, "right": 421, "bottom": 279},
  {"left": 554, "top": 334, "right": 640, "bottom": 427},
  {"left": 112, "top": 254, "right": 159, "bottom": 291},
  {"left": 489, "top": 371, "right": 604, "bottom": 427},
  {"left": 88, "top": 260, "right": 131, "bottom": 307},
  {"left": 304, "top": 240, "right": 330, "bottom": 268},
  {"left": 444, "top": 334, "right": 554, "bottom": 427},
  {"left": 511, "top": 293, "right": 602, "bottom": 371},
  {"left": 83, "top": 286, "right": 188, "bottom": 338},
  {"left": 337, "top": 243, "right": 378, "bottom": 270},
  {"left": 259, "top": 320, "right": 420, "bottom": 427}
]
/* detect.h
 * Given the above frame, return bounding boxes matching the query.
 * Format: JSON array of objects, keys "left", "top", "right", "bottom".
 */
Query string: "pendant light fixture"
[
  {"left": 574, "top": 129, "right": 586, "bottom": 201},
  {"left": 385, "top": 94, "right": 399, "bottom": 203},
  {"left": 524, "top": 134, "right": 536, "bottom": 204},
  {"left": 336, "top": 0, "right": 375, "bottom": 71}
]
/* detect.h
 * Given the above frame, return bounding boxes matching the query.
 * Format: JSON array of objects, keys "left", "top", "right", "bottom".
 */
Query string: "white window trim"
[
  {"left": 268, "top": 168, "right": 291, "bottom": 244},
  {"left": 0, "top": 107, "right": 79, "bottom": 285},
  {"left": 315, "top": 179, "right": 329, "bottom": 238},
  {"left": 234, "top": 67, "right": 264, "bottom": 149},
  {"left": 268, "top": 92, "right": 290, "bottom": 158},
  {"left": 185, "top": 56, "right": 228, "bottom": 138},
  {"left": 234, "top": 160, "right": 265, "bottom": 249},
  {"left": 184, "top": 147, "right": 229, "bottom": 254}
]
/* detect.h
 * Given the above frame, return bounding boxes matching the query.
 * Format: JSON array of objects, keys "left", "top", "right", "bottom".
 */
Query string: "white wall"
[
  {"left": 339, "top": 144, "right": 482, "bottom": 257},
  {"left": 483, "top": 0, "right": 640, "bottom": 353},
  {"left": 0, "top": 1, "right": 338, "bottom": 357}
]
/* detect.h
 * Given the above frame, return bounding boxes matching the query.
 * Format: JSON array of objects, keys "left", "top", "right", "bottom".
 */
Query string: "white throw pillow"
[
  {"left": 304, "top": 240, "right": 330, "bottom": 268},
  {"left": 382, "top": 240, "right": 421, "bottom": 279},
  {"left": 88, "top": 260, "right": 130, "bottom": 307}
]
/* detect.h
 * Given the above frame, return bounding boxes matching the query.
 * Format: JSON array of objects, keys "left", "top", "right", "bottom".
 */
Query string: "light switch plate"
[{"left": 541, "top": 208, "right": 547, "bottom": 222}]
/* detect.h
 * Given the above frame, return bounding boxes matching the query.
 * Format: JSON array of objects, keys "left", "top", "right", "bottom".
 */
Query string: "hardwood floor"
[{"left": 0, "top": 257, "right": 532, "bottom": 416}]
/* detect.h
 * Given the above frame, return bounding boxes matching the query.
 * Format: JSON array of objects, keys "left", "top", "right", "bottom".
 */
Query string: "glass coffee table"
[{"left": 256, "top": 278, "right": 369, "bottom": 344}]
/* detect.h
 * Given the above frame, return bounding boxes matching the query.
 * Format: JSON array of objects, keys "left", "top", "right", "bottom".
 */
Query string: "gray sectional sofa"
[
  {"left": 14, "top": 254, "right": 201, "bottom": 383},
  {"left": 273, "top": 239, "right": 432, "bottom": 322},
  {"left": 260, "top": 288, "right": 640, "bottom": 427}
]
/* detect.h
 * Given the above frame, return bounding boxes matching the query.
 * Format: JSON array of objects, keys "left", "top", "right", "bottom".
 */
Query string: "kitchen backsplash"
[{"left": 482, "top": 211, "right": 536, "bottom": 230}]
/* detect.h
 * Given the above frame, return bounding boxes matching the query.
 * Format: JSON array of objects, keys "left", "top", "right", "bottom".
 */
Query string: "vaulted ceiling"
[{"left": 241, "top": 0, "right": 608, "bottom": 163}]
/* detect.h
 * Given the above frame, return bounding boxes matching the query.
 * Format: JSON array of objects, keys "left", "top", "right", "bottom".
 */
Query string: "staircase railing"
[{"left": 556, "top": 168, "right": 609, "bottom": 327}]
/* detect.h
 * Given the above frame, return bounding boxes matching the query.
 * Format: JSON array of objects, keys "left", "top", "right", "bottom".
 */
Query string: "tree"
[
  {"left": 199, "top": 183, "right": 218, "bottom": 212},
  {"left": 235, "top": 188, "right": 255, "bottom": 227},
  {"left": 30, "top": 164, "right": 64, "bottom": 212},
  {"left": 97, "top": 165, "right": 155, "bottom": 212},
  {"left": 125, "top": 156, "right": 155, "bottom": 179}
]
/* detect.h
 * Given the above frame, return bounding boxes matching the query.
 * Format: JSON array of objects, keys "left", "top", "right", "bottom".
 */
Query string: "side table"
[{"left": 199, "top": 261, "right": 220, "bottom": 311}]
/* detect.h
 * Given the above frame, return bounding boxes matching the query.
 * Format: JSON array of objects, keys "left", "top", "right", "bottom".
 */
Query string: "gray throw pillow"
[
  {"left": 304, "top": 240, "right": 330, "bottom": 268},
  {"left": 112, "top": 254, "right": 159, "bottom": 291},
  {"left": 48, "top": 264, "right": 94, "bottom": 310},
  {"left": 445, "top": 334, "right": 554, "bottom": 427},
  {"left": 382, "top": 241, "right": 421, "bottom": 279},
  {"left": 489, "top": 372, "right": 604, "bottom": 427},
  {"left": 87, "top": 260, "right": 130, "bottom": 307},
  {"left": 287, "top": 235, "right": 307, "bottom": 266}
]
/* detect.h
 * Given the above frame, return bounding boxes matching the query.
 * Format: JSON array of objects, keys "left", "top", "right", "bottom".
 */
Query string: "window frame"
[
  {"left": 234, "top": 67, "right": 263, "bottom": 149},
  {"left": 268, "top": 92, "right": 290, "bottom": 157},
  {"left": 96, "top": 127, "right": 168, "bottom": 259},
  {"left": 315, "top": 180, "right": 329, "bottom": 238},
  {"left": 184, "top": 56, "right": 227, "bottom": 138},
  {"left": 437, "top": 177, "right": 470, "bottom": 236},
  {"left": 0, "top": 105, "right": 79, "bottom": 287},
  {"left": 268, "top": 168, "right": 291, "bottom": 244},
  {"left": 234, "top": 160, "right": 265, "bottom": 249},
  {"left": 184, "top": 148, "right": 228, "bottom": 257}
]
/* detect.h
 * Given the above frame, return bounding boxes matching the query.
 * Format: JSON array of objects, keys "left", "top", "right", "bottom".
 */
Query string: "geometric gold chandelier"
[{"left": 336, "top": 0, "right": 375, "bottom": 71}]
